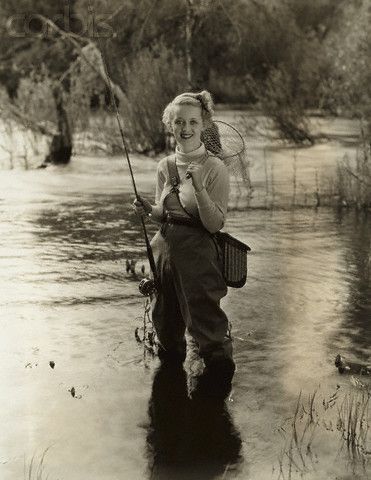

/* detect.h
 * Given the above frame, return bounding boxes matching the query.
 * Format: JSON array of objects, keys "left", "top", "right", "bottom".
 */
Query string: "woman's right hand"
[{"left": 132, "top": 196, "right": 153, "bottom": 216}]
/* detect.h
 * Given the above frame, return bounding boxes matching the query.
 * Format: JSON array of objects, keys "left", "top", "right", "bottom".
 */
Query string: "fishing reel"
[{"left": 139, "top": 277, "right": 156, "bottom": 296}]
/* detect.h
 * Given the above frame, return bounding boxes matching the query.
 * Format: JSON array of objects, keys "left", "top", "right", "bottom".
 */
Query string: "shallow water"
[{"left": 0, "top": 155, "right": 370, "bottom": 480}]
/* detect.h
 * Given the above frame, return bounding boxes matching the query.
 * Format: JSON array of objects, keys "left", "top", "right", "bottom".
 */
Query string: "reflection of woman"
[
  {"left": 147, "top": 362, "right": 242, "bottom": 480},
  {"left": 133, "top": 90, "right": 234, "bottom": 383}
]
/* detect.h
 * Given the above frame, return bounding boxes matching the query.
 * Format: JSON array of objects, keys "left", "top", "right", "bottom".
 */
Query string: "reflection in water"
[
  {"left": 336, "top": 210, "right": 371, "bottom": 360},
  {"left": 147, "top": 363, "right": 242, "bottom": 480},
  {"left": 34, "top": 194, "right": 158, "bottom": 264}
]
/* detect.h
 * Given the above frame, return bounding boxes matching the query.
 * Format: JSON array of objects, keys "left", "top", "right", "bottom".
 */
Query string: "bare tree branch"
[
  {"left": 343, "top": 165, "right": 371, "bottom": 187},
  {"left": 35, "top": 15, "right": 126, "bottom": 102},
  {"left": 216, "top": 0, "right": 242, "bottom": 46},
  {"left": 135, "top": 0, "right": 162, "bottom": 48},
  {"left": 0, "top": 101, "right": 57, "bottom": 136}
]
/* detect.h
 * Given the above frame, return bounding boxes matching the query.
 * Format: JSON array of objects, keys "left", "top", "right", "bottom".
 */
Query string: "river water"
[{"left": 0, "top": 150, "right": 370, "bottom": 480}]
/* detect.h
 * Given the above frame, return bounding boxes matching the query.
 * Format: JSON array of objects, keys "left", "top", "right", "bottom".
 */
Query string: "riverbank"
[{"left": 0, "top": 112, "right": 365, "bottom": 210}]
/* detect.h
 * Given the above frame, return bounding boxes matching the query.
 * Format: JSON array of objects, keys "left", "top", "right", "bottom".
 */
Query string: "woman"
[{"left": 133, "top": 91, "right": 234, "bottom": 381}]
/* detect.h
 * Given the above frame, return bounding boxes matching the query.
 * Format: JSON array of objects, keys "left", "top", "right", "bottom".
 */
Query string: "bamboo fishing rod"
[
  {"left": 36, "top": 9, "right": 158, "bottom": 295},
  {"left": 99, "top": 53, "right": 158, "bottom": 296}
]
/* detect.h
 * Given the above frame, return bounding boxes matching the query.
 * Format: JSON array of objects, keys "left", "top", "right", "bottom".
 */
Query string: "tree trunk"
[
  {"left": 185, "top": 4, "right": 210, "bottom": 91},
  {"left": 44, "top": 86, "right": 72, "bottom": 165},
  {"left": 185, "top": 0, "right": 195, "bottom": 90}
]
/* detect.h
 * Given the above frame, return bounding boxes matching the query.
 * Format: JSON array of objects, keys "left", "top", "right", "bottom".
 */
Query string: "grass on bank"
[
  {"left": 275, "top": 384, "right": 371, "bottom": 480},
  {"left": 240, "top": 128, "right": 370, "bottom": 211},
  {"left": 24, "top": 447, "right": 52, "bottom": 480},
  {"left": 335, "top": 128, "right": 371, "bottom": 210}
]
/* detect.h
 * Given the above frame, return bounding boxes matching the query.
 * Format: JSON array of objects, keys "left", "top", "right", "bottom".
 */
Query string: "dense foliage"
[{"left": 0, "top": 0, "right": 370, "bottom": 153}]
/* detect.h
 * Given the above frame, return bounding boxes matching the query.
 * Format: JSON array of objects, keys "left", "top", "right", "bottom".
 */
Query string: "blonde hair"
[{"left": 162, "top": 90, "right": 214, "bottom": 131}]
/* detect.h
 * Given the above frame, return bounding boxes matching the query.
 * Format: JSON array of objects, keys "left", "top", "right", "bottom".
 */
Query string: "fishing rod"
[
  {"left": 37, "top": 7, "right": 158, "bottom": 296},
  {"left": 99, "top": 53, "right": 158, "bottom": 297}
]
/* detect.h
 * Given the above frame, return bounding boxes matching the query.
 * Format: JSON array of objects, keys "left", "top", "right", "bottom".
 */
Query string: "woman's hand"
[
  {"left": 186, "top": 163, "right": 204, "bottom": 192},
  {"left": 132, "top": 196, "right": 153, "bottom": 216}
]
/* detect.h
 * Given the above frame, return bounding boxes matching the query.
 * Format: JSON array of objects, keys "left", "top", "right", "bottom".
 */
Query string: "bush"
[
  {"left": 118, "top": 42, "right": 188, "bottom": 153},
  {"left": 246, "top": 68, "right": 314, "bottom": 144},
  {"left": 320, "top": 0, "right": 371, "bottom": 118},
  {"left": 15, "top": 66, "right": 57, "bottom": 126},
  {"left": 66, "top": 43, "right": 108, "bottom": 134}
]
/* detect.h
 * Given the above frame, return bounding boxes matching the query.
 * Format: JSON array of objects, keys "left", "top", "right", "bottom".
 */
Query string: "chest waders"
[{"left": 150, "top": 157, "right": 234, "bottom": 370}]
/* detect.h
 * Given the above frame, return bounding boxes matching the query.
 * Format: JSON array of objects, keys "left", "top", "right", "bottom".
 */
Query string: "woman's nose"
[{"left": 181, "top": 122, "right": 192, "bottom": 131}]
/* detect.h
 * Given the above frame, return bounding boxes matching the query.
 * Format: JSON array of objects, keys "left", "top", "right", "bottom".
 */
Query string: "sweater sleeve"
[
  {"left": 155, "top": 160, "right": 166, "bottom": 204},
  {"left": 150, "top": 160, "right": 166, "bottom": 223},
  {"left": 194, "top": 161, "right": 229, "bottom": 233}
]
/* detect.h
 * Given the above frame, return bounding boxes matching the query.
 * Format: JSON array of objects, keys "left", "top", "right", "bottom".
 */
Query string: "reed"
[
  {"left": 277, "top": 390, "right": 319, "bottom": 479},
  {"left": 276, "top": 385, "right": 371, "bottom": 479},
  {"left": 336, "top": 389, "right": 371, "bottom": 462},
  {"left": 335, "top": 126, "right": 371, "bottom": 210},
  {"left": 270, "top": 159, "right": 276, "bottom": 209},
  {"left": 135, "top": 297, "right": 158, "bottom": 362},
  {"left": 314, "top": 169, "right": 320, "bottom": 208},
  {"left": 24, "top": 448, "right": 52, "bottom": 480},
  {"left": 291, "top": 151, "right": 297, "bottom": 207}
]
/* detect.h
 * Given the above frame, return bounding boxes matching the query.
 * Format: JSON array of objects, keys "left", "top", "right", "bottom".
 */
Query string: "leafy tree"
[
  {"left": 321, "top": 0, "right": 371, "bottom": 123},
  {"left": 0, "top": 1, "right": 82, "bottom": 163},
  {"left": 1, "top": 0, "right": 370, "bottom": 159}
]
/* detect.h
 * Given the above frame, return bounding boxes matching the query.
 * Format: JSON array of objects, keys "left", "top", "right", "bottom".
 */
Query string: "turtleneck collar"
[{"left": 175, "top": 143, "right": 206, "bottom": 164}]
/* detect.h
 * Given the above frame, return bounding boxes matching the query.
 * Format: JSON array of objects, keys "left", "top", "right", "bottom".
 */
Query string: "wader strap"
[
  {"left": 165, "top": 157, "right": 203, "bottom": 227},
  {"left": 166, "top": 155, "right": 180, "bottom": 192},
  {"left": 164, "top": 157, "right": 222, "bottom": 264}
]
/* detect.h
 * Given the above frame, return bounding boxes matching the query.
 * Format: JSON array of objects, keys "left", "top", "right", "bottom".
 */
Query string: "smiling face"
[{"left": 171, "top": 104, "right": 204, "bottom": 153}]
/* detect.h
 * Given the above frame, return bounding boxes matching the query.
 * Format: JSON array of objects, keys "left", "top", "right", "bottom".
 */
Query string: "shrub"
[
  {"left": 320, "top": 0, "right": 371, "bottom": 118},
  {"left": 118, "top": 42, "right": 188, "bottom": 153},
  {"left": 246, "top": 68, "right": 314, "bottom": 145},
  {"left": 15, "top": 66, "right": 57, "bottom": 127}
]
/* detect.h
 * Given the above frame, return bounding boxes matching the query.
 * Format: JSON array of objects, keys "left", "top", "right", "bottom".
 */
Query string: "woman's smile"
[{"left": 171, "top": 104, "right": 204, "bottom": 153}]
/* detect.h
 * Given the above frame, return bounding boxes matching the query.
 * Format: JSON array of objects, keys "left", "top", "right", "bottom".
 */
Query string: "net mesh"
[{"left": 201, "top": 120, "right": 253, "bottom": 203}]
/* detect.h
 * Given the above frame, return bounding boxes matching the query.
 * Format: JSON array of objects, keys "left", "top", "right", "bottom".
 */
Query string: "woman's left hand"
[{"left": 186, "top": 162, "right": 204, "bottom": 192}]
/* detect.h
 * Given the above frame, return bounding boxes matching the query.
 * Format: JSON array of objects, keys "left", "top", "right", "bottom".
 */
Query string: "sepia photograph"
[{"left": 0, "top": 1, "right": 370, "bottom": 479}]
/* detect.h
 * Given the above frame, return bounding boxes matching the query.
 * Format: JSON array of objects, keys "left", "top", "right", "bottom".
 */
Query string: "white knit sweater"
[{"left": 153, "top": 144, "right": 230, "bottom": 233}]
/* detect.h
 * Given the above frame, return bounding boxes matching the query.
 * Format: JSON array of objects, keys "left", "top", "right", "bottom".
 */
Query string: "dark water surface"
[{"left": 0, "top": 157, "right": 370, "bottom": 480}]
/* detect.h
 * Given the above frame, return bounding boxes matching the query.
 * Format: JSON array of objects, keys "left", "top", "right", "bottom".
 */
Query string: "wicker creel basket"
[{"left": 215, "top": 232, "right": 251, "bottom": 288}]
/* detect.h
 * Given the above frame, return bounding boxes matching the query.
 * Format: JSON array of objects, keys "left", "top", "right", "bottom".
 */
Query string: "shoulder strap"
[
  {"left": 166, "top": 155, "right": 180, "bottom": 190},
  {"left": 165, "top": 155, "right": 201, "bottom": 224}
]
